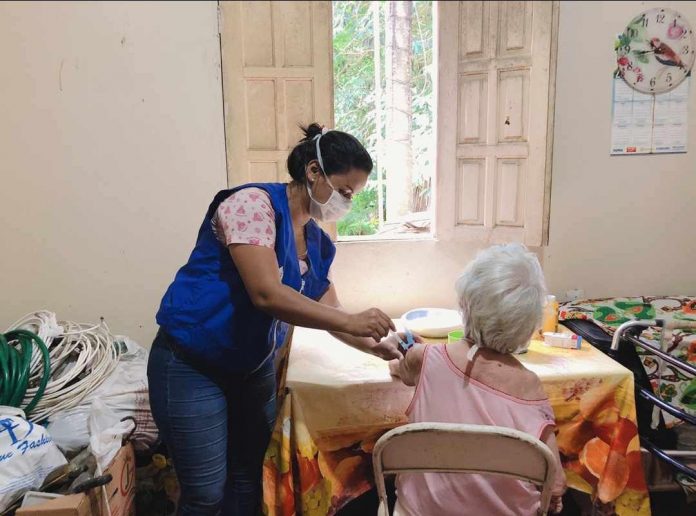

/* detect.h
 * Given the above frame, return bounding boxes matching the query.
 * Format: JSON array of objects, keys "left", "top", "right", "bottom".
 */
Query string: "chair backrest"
[{"left": 372, "top": 422, "right": 557, "bottom": 516}]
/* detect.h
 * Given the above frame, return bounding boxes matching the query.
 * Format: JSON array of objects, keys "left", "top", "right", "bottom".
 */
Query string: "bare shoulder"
[
  {"left": 475, "top": 359, "right": 547, "bottom": 401},
  {"left": 515, "top": 367, "right": 547, "bottom": 400}
]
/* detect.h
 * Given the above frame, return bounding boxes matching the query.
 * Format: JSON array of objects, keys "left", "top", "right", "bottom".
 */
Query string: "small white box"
[
  {"left": 543, "top": 332, "right": 582, "bottom": 349},
  {"left": 20, "top": 492, "right": 64, "bottom": 508}
]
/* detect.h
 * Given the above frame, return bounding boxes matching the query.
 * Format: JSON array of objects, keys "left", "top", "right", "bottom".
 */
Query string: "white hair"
[{"left": 455, "top": 244, "right": 546, "bottom": 354}]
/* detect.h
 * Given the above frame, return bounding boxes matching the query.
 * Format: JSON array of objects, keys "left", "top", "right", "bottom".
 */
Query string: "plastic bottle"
[{"left": 538, "top": 295, "right": 559, "bottom": 339}]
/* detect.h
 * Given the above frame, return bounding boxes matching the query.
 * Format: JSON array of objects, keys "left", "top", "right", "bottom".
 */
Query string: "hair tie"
[{"left": 313, "top": 127, "right": 331, "bottom": 141}]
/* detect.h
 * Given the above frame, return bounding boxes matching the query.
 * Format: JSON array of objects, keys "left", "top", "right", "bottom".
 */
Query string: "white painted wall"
[
  {"left": 0, "top": 1, "right": 227, "bottom": 344},
  {"left": 2, "top": 1, "right": 694, "bottom": 342},
  {"left": 543, "top": 1, "right": 696, "bottom": 300},
  {"left": 332, "top": 238, "right": 489, "bottom": 315}
]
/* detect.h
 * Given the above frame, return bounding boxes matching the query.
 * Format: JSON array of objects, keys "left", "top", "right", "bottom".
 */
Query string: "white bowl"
[{"left": 401, "top": 308, "right": 463, "bottom": 338}]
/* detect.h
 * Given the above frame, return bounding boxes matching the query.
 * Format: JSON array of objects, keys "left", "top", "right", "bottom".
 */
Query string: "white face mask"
[{"left": 306, "top": 133, "right": 353, "bottom": 222}]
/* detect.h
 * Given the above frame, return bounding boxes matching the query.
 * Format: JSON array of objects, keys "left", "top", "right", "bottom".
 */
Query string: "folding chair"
[{"left": 372, "top": 422, "right": 558, "bottom": 516}]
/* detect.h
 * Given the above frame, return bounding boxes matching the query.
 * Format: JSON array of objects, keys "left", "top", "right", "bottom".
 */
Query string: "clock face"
[{"left": 616, "top": 8, "right": 696, "bottom": 94}]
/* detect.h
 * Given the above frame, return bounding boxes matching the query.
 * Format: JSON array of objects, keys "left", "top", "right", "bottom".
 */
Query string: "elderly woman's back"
[{"left": 390, "top": 244, "right": 566, "bottom": 516}]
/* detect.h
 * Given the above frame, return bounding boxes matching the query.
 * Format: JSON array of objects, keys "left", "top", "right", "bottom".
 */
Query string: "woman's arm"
[
  {"left": 395, "top": 344, "right": 426, "bottom": 386},
  {"left": 318, "top": 283, "right": 402, "bottom": 360},
  {"left": 388, "top": 344, "right": 426, "bottom": 386},
  {"left": 541, "top": 427, "right": 567, "bottom": 514},
  {"left": 229, "top": 244, "right": 394, "bottom": 341}
]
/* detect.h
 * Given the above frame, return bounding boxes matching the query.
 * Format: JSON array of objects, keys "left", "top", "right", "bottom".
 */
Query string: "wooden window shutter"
[
  {"left": 435, "top": 1, "right": 557, "bottom": 246},
  {"left": 219, "top": 1, "right": 336, "bottom": 238}
]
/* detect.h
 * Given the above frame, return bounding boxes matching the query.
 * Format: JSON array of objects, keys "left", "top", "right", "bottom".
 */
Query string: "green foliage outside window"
[{"left": 333, "top": 1, "right": 433, "bottom": 237}]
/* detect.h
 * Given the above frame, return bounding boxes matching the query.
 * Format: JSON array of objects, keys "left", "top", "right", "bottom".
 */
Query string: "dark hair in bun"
[{"left": 286, "top": 123, "right": 373, "bottom": 184}]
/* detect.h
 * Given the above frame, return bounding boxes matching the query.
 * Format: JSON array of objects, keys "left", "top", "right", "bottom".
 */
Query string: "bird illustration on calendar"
[{"left": 616, "top": 7, "right": 696, "bottom": 94}]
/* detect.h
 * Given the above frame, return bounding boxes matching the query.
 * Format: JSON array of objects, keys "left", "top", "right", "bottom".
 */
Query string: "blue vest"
[{"left": 156, "top": 183, "right": 336, "bottom": 373}]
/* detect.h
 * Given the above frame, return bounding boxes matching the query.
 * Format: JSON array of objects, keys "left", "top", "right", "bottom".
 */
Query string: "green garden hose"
[{"left": 0, "top": 329, "right": 51, "bottom": 414}]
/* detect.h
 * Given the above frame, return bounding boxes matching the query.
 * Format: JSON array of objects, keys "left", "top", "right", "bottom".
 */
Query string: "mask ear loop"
[
  {"left": 466, "top": 343, "right": 479, "bottom": 362},
  {"left": 313, "top": 128, "right": 332, "bottom": 172},
  {"left": 313, "top": 133, "right": 325, "bottom": 172},
  {"left": 462, "top": 341, "right": 479, "bottom": 387},
  {"left": 313, "top": 131, "right": 340, "bottom": 194},
  {"left": 305, "top": 133, "right": 325, "bottom": 196}
]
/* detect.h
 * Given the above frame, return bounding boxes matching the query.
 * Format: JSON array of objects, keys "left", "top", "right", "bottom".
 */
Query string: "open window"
[
  {"left": 333, "top": 1, "right": 434, "bottom": 240},
  {"left": 219, "top": 1, "right": 557, "bottom": 247}
]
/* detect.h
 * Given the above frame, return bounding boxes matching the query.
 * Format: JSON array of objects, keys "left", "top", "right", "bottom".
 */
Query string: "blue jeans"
[{"left": 148, "top": 330, "right": 277, "bottom": 515}]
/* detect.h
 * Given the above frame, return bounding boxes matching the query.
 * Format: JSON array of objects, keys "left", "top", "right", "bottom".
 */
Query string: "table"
[{"left": 262, "top": 328, "right": 651, "bottom": 516}]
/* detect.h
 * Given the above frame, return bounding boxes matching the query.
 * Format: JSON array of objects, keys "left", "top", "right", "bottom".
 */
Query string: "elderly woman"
[{"left": 390, "top": 244, "right": 567, "bottom": 515}]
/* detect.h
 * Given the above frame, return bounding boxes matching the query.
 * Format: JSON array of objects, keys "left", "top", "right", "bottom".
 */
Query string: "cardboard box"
[{"left": 17, "top": 443, "right": 135, "bottom": 516}]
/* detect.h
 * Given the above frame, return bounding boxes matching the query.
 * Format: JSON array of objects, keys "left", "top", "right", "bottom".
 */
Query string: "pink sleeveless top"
[{"left": 396, "top": 344, "right": 556, "bottom": 516}]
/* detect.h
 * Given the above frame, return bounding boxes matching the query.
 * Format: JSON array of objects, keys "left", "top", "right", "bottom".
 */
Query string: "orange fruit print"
[
  {"left": 580, "top": 437, "right": 611, "bottom": 478},
  {"left": 598, "top": 450, "right": 630, "bottom": 503},
  {"left": 625, "top": 451, "right": 648, "bottom": 491},
  {"left": 557, "top": 377, "right": 644, "bottom": 505}
]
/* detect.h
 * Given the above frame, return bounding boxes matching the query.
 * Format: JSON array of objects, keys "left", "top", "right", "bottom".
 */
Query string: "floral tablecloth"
[
  {"left": 560, "top": 296, "right": 696, "bottom": 427},
  {"left": 262, "top": 327, "right": 650, "bottom": 515}
]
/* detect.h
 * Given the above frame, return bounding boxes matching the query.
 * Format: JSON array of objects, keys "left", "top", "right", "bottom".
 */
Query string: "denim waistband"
[{"left": 153, "top": 327, "right": 274, "bottom": 381}]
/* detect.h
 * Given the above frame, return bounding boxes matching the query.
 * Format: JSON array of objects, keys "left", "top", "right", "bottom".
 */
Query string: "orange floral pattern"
[{"left": 554, "top": 376, "right": 647, "bottom": 513}]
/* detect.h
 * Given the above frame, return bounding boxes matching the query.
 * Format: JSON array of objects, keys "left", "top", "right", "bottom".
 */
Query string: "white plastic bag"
[
  {"left": 0, "top": 406, "right": 67, "bottom": 512},
  {"left": 47, "top": 336, "right": 158, "bottom": 453},
  {"left": 88, "top": 398, "right": 135, "bottom": 471},
  {"left": 45, "top": 406, "right": 90, "bottom": 454}
]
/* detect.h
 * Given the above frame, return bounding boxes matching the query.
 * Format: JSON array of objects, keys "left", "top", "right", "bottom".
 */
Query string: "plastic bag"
[
  {"left": 88, "top": 398, "right": 135, "bottom": 471},
  {"left": 45, "top": 407, "right": 90, "bottom": 454},
  {"left": 0, "top": 406, "right": 67, "bottom": 512},
  {"left": 47, "top": 336, "right": 158, "bottom": 454}
]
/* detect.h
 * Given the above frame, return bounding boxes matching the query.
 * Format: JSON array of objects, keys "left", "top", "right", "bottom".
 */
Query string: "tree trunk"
[
  {"left": 385, "top": 1, "right": 413, "bottom": 221},
  {"left": 373, "top": 1, "right": 384, "bottom": 227}
]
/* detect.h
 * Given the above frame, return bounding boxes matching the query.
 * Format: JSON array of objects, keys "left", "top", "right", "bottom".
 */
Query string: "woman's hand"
[
  {"left": 367, "top": 332, "right": 425, "bottom": 362},
  {"left": 550, "top": 495, "right": 563, "bottom": 514},
  {"left": 367, "top": 333, "right": 402, "bottom": 360},
  {"left": 318, "top": 284, "right": 409, "bottom": 360},
  {"left": 396, "top": 331, "right": 425, "bottom": 354},
  {"left": 343, "top": 308, "right": 395, "bottom": 342},
  {"left": 388, "top": 343, "right": 426, "bottom": 386}
]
